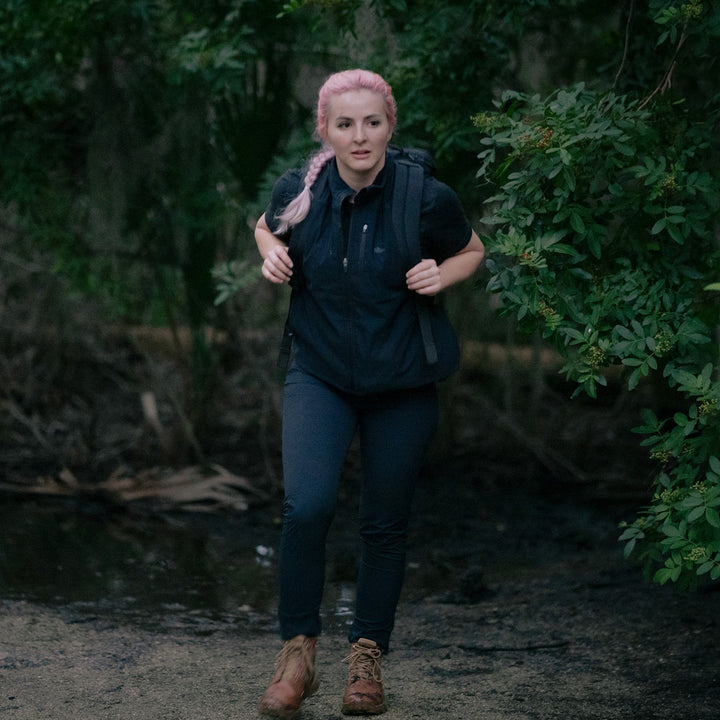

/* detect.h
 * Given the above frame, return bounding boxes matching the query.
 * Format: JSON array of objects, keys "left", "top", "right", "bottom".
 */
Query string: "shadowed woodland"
[
  {"left": 1, "top": 1, "right": 720, "bottom": 590},
  {"left": 2, "top": 6, "right": 720, "bottom": 718}
]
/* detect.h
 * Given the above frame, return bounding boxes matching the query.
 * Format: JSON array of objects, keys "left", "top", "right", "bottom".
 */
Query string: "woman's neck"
[{"left": 337, "top": 159, "right": 386, "bottom": 193}]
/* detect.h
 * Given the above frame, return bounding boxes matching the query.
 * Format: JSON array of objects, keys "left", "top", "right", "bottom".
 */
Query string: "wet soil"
[
  {"left": 1, "top": 455, "right": 719, "bottom": 720},
  {"left": 1, "top": 327, "right": 718, "bottom": 719}
]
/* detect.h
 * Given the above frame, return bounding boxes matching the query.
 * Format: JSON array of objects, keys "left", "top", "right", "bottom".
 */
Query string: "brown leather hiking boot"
[
  {"left": 259, "top": 635, "right": 319, "bottom": 719},
  {"left": 341, "top": 638, "right": 387, "bottom": 715}
]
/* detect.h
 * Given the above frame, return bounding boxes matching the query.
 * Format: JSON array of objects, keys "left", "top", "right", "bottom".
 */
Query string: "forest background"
[{"left": 1, "top": 0, "right": 719, "bottom": 589}]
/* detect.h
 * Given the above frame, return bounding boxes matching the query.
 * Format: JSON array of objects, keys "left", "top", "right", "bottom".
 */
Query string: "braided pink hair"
[{"left": 274, "top": 69, "right": 397, "bottom": 234}]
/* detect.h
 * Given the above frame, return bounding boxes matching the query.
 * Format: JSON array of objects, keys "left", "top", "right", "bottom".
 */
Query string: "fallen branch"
[
  {"left": 1, "top": 399, "right": 56, "bottom": 453},
  {"left": 0, "top": 463, "right": 267, "bottom": 513},
  {"left": 414, "top": 638, "right": 570, "bottom": 653}
]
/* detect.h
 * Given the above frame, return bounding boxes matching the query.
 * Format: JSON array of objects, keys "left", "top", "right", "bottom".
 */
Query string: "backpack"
[
  {"left": 277, "top": 145, "right": 442, "bottom": 370},
  {"left": 387, "top": 145, "right": 439, "bottom": 365}
]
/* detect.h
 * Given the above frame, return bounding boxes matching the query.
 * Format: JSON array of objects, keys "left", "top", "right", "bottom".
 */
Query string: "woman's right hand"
[
  {"left": 256, "top": 214, "right": 293, "bottom": 284},
  {"left": 262, "top": 244, "right": 293, "bottom": 284}
]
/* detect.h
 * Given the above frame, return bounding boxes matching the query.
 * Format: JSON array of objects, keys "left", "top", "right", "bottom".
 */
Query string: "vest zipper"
[
  {"left": 343, "top": 224, "right": 368, "bottom": 273},
  {"left": 358, "top": 223, "right": 368, "bottom": 273}
]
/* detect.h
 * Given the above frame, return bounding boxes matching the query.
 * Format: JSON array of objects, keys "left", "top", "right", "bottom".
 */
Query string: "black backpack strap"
[{"left": 392, "top": 156, "right": 439, "bottom": 365}]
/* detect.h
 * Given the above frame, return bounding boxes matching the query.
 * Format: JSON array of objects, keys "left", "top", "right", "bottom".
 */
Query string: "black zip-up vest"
[{"left": 286, "top": 156, "right": 459, "bottom": 395}]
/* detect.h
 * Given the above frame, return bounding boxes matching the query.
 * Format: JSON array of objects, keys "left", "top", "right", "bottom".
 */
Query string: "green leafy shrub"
[{"left": 474, "top": 79, "right": 720, "bottom": 587}]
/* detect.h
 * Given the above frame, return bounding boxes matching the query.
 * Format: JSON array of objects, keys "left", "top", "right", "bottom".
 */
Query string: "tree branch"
[
  {"left": 613, "top": 0, "right": 635, "bottom": 90},
  {"left": 639, "top": 27, "right": 688, "bottom": 110}
]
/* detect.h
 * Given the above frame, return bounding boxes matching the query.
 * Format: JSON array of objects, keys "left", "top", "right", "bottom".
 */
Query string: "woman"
[{"left": 255, "top": 69, "right": 485, "bottom": 718}]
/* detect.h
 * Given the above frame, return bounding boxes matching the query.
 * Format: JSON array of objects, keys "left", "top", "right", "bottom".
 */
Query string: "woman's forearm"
[
  {"left": 438, "top": 231, "right": 485, "bottom": 291},
  {"left": 255, "top": 214, "right": 287, "bottom": 259},
  {"left": 255, "top": 214, "right": 294, "bottom": 284},
  {"left": 406, "top": 231, "right": 485, "bottom": 296}
]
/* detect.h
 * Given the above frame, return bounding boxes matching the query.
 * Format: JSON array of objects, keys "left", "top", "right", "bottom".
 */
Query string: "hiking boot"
[
  {"left": 259, "top": 635, "right": 319, "bottom": 719},
  {"left": 341, "top": 638, "right": 387, "bottom": 715}
]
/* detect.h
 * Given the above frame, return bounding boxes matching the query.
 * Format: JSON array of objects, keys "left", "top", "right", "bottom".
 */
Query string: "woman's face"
[{"left": 324, "top": 89, "right": 393, "bottom": 191}]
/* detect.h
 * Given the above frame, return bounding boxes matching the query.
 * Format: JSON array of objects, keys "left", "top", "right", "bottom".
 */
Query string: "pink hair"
[{"left": 274, "top": 69, "right": 397, "bottom": 234}]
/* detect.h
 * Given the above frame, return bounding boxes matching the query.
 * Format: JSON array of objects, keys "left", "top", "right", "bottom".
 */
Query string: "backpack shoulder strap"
[{"left": 391, "top": 150, "right": 438, "bottom": 365}]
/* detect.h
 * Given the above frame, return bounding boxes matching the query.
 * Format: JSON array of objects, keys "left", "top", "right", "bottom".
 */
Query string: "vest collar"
[{"left": 326, "top": 155, "right": 394, "bottom": 202}]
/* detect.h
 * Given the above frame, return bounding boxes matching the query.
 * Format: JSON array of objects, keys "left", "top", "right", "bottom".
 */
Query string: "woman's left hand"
[{"left": 406, "top": 259, "right": 442, "bottom": 296}]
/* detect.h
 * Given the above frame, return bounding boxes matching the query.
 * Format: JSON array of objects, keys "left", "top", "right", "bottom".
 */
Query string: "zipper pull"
[{"left": 343, "top": 257, "right": 348, "bottom": 272}]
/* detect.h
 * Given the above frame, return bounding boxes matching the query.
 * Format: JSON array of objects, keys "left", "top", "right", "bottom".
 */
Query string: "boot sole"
[
  {"left": 259, "top": 682, "right": 319, "bottom": 719},
  {"left": 259, "top": 703, "right": 303, "bottom": 720},
  {"left": 341, "top": 702, "right": 387, "bottom": 715}
]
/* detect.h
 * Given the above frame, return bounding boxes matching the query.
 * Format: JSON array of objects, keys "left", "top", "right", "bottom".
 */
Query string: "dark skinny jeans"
[{"left": 278, "top": 366, "right": 439, "bottom": 652}]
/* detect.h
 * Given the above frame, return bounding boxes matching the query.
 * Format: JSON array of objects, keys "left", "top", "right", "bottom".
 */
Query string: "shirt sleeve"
[
  {"left": 263, "top": 169, "right": 304, "bottom": 237},
  {"left": 419, "top": 176, "right": 473, "bottom": 263}
]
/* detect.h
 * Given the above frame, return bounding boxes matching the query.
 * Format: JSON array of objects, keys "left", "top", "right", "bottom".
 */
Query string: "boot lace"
[{"left": 344, "top": 642, "right": 383, "bottom": 682}]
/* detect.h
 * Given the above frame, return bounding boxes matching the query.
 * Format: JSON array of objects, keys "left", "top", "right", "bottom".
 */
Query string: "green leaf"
[
  {"left": 569, "top": 211, "right": 585, "bottom": 234},
  {"left": 650, "top": 218, "right": 666, "bottom": 235},
  {"left": 679, "top": 494, "right": 704, "bottom": 508},
  {"left": 623, "top": 537, "right": 637, "bottom": 558},
  {"left": 587, "top": 235, "right": 601, "bottom": 259},
  {"left": 628, "top": 368, "right": 641, "bottom": 390},
  {"left": 613, "top": 142, "right": 635, "bottom": 157},
  {"left": 706, "top": 507, "right": 720, "bottom": 528},
  {"left": 653, "top": 567, "right": 673, "bottom": 584},
  {"left": 696, "top": 561, "right": 714, "bottom": 575},
  {"left": 666, "top": 223, "right": 685, "bottom": 244},
  {"left": 619, "top": 527, "right": 642, "bottom": 541}
]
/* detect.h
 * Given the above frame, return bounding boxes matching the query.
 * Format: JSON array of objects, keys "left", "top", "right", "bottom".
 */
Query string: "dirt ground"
[
  {"left": 1, "top": 326, "right": 719, "bottom": 720},
  {"left": 1, "top": 460, "right": 719, "bottom": 720}
]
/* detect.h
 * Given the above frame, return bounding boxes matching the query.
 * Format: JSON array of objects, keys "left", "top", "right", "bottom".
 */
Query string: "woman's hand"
[
  {"left": 406, "top": 259, "right": 442, "bottom": 296},
  {"left": 262, "top": 244, "right": 293, "bottom": 284},
  {"left": 255, "top": 214, "right": 293, "bottom": 284},
  {"left": 407, "top": 232, "right": 486, "bottom": 296}
]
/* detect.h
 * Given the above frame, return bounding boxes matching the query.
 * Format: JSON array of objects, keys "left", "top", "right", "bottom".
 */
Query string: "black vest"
[{"left": 285, "top": 156, "right": 459, "bottom": 395}]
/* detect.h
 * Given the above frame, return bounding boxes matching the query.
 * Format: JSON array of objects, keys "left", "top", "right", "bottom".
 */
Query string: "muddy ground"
[
  {"left": 1, "top": 328, "right": 719, "bottom": 720},
  {"left": 2, "top": 452, "right": 719, "bottom": 720}
]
